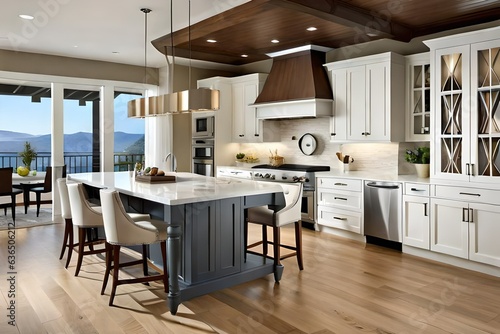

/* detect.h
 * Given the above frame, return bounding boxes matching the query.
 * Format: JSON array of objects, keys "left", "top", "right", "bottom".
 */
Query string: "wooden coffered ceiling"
[{"left": 152, "top": 0, "right": 500, "bottom": 65}]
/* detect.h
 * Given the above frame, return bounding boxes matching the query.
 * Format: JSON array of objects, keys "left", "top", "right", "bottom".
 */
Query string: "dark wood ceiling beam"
[
  {"left": 152, "top": 0, "right": 271, "bottom": 55},
  {"left": 267, "top": 0, "right": 413, "bottom": 42},
  {"left": 414, "top": 8, "right": 500, "bottom": 37}
]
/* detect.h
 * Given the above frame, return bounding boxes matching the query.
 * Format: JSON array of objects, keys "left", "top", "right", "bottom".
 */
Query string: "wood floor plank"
[{"left": 2, "top": 219, "right": 500, "bottom": 333}]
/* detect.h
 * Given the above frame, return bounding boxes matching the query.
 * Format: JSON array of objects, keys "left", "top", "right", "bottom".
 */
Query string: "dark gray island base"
[{"left": 80, "top": 179, "right": 285, "bottom": 315}]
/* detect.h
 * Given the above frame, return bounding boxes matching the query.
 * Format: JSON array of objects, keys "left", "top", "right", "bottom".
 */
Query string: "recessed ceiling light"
[
  {"left": 73, "top": 45, "right": 78, "bottom": 48},
  {"left": 241, "top": 54, "right": 248, "bottom": 58},
  {"left": 19, "top": 14, "right": 34, "bottom": 20},
  {"left": 207, "top": 39, "right": 217, "bottom": 43},
  {"left": 271, "top": 39, "right": 280, "bottom": 43},
  {"left": 112, "top": 51, "right": 120, "bottom": 54},
  {"left": 306, "top": 27, "right": 317, "bottom": 31}
]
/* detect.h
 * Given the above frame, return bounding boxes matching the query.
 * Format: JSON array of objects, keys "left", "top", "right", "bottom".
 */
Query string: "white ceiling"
[{"left": 0, "top": 0, "right": 250, "bottom": 68}]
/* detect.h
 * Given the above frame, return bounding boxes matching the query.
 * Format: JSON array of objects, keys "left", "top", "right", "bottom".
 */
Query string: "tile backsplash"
[{"left": 238, "top": 118, "right": 427, "bottom": 176}]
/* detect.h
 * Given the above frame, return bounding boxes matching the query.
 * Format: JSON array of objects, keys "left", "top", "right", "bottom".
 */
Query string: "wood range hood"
[{"left": 251, "top": 45, "right": 333, "bottom": 120}]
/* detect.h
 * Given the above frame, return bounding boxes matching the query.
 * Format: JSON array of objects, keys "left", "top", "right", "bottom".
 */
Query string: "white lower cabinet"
[
  {"left": 430, "top": 197, "right": 500, "bottom": 267},
  {"left": 403, "top": 195, "right": 430, "bottom": 249},
  {"left": 317, "top": 177, "right": 363, "bottom": 234}
]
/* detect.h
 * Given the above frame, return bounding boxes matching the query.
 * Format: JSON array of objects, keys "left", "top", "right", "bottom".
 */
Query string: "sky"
[{"left": 0, "top": 93, "right": 144, "bottom": 135}]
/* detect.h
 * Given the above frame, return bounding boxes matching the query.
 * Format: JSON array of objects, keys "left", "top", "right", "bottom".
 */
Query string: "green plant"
[
  {"left": 405, "top": 146, "right": 430, "bottom": 164},
  {"left": 236, "top": 153, "right": 245, "bottom": 160},
  {"left": 19, "top": 141, "right": 37, "bottom": 170}
]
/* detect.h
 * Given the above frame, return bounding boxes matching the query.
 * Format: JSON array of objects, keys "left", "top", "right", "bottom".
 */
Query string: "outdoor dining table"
[{"left": 11, "top": 172, "right": 46, "bottom": 214}]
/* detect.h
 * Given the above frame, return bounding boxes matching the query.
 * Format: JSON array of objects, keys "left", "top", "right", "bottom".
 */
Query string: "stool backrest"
[
  {"left": 57, "top": 178, "right": 71, "bottom": 219},
  {"left": 100, "top": 189, "right": 157, "bottom": 245},
  {"left": 275, "top": 182, "right": 303, "bottom": 227},
  {"left": 67, "top": 183, "right": 102, "bottom": 227}
]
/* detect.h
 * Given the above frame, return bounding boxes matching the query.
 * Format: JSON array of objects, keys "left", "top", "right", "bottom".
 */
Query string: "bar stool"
[
  {"left": 99, "top": 188, "right": 168, "bottom": 306},
  {"left": 67, "top": 182, "right": 107, "bottom": 276},
  {"left": 246, "top": 182, "right": 304, "bottom": 270},
  {"left": 57, "top": 178, "right": 78, "bottom": 268}
]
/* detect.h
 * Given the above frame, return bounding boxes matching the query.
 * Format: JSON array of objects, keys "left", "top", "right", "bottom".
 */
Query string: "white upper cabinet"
[
  {"left": 198, "top": 74, "right": 279, "bottom": 144},
  {"left": 425, "top": 26, "right": 500, "bottom": 184},
  {"left": 405, "top": 52, "right": 431, "bottom": 142},
  {"left": 325, "top": 52, "right": 405, "bottom": 142},
  {"left": 230, "top": 74, "right": 279, "bottom": 143}
]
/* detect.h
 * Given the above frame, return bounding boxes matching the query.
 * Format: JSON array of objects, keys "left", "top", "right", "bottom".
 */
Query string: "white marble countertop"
[
  {"left": 314, "top": 170, "right": 431, "bottom": 184},
  {"left": 68, "top": 171, "right": 284, "bottom": 206}
]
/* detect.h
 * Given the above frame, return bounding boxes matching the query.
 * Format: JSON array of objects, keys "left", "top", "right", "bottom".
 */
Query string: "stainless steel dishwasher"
[{"left": 364, "top": 181, "right": 402, "bottom": 250}]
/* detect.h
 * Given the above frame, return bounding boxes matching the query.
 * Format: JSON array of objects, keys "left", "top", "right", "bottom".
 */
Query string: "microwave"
[{"left": 192, "top": 114, "right": 214, "bottom": 138}]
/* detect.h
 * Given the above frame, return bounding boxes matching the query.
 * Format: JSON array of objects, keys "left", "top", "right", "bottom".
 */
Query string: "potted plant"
[
  {"left": 18, "top": 141, "right": 37, "bottom": 176},
  {"left": 405, "top": 146, "right": 430, "bottom": 178}
]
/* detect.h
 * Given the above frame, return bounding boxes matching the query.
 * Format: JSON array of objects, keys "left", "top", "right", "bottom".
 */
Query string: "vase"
[{"left": 414, "top": 163, "right": 430, "bottom": 178}]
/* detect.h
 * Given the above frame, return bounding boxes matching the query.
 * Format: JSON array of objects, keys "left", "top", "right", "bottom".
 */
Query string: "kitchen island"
[{"left": 67, "top": 171, "right": 285, "bottom": 314}]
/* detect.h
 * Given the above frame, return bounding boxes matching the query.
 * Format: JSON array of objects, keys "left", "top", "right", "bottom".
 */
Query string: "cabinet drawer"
[
  {"left": 317, "top": 189, "right": 362, "bottom": 210},
  {"left": 317, "top": 177, "right": 362, "bottom": 192},
  {"left": 405, "top": 183, "right": 430, "bottom": 196},
  {"left": 434, "top": 185, "right": 500, "bottom": 205},
  {"left": 317, "top": 206, "right": 362, "bottom": 234}
]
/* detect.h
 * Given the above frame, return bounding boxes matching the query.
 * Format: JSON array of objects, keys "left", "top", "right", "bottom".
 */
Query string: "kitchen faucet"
[{"left": 165, "top": 153, "right": 177, "bottom": 172}]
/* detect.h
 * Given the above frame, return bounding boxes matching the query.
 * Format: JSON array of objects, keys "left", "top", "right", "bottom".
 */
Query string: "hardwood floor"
[{"left": 1, "top": 220, "right": 500, "bottom": 333}]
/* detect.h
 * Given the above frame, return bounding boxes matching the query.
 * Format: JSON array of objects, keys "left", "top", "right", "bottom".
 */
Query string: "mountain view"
[{"left": 0, "top": 130, "right": 144, "bottom": 154}]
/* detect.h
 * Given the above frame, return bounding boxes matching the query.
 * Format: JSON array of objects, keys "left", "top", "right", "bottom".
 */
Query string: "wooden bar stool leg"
[
  {"left": 101, "top": 242, "right": 112, "bottom": 295},
  {"left": 109, "top": 245, "right": 121, "bottom": 306},
  {"left": 262, "top": 225, "right": 268, "bottom": 256},
  {"left": 295, "top": 221, "right": 304, "bottom": 270},
  {"left": 75, "top": 228, "right": 87, "bottom": 276},
  {"left": 65, "top": 224, "right": 74, "bottom": 269},
  {"left": 59, "top": 219, "right": 71, "bottom": 259}
]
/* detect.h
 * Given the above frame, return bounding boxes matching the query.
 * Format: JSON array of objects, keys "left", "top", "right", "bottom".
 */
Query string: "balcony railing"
[{"left": 0, "top": 152, "right": 144, "bottom": 173}]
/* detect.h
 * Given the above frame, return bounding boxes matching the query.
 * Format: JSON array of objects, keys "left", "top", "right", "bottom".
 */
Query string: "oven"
[
  {"left": 192, "top": 139, "right": 214, "bottom": 176},
  {"left": 301, "top": 190, "right": 315, "bottom": 224},
  {"left": 192, "top": 113, "right": 214, "bottom": 138}
]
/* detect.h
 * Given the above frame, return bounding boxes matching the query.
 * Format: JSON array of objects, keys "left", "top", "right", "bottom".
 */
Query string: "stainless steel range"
[{"left": 216, "top": 164, "right": 330, "bottom": 229}]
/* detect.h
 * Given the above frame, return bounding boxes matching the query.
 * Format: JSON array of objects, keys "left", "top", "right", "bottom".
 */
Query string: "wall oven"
[
  {"left": 192, "top": 139, "right": 214, "bottom": 176},
  {"left": 192, "top": 114, "right": 214, "bottom": 138}
]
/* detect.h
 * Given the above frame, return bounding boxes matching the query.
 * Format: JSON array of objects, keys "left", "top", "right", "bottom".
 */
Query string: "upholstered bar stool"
[
  {"left": 67, "top": 182, "right": 107, "bottom": 276},
  {"left": 99, "top": 189, "right": 168, "bottom": 306},
  {"left": 246, "top": 182, "right": 304, "bottom": 270},
  {"left": 57, "top": 178, "right": 78, "bottom": 268}
]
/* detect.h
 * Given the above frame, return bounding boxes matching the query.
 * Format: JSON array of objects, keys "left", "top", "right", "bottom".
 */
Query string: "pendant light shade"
[{"left": 128, "top": 2, "right": 219, "bottom": 118}]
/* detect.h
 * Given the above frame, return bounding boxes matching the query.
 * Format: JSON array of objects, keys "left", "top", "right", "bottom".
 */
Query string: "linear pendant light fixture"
[{"left": 128, "top": 1, "right": 219, "bottom": 118}]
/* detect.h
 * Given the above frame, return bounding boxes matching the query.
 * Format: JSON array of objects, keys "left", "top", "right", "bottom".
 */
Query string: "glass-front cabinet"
[
  {"left": 426, "top": 28, "right": 500, "bottom": 184},
  {"left": 471, "top": 43, "right": 500, "bottom": 180},
  {"left": 405, "top": 53, "right": 431, "bottom": 141}
]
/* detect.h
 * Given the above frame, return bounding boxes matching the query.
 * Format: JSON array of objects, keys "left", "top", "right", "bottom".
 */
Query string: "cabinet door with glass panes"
[
  {"left": 434, "top": 46, "right": 471, "bottom": 181},
  {"left": 470, "top": 42, "right": 500, "bottom": 183},
  {"left": 406, "top": 53, "right": 431, "bottom": 141}
]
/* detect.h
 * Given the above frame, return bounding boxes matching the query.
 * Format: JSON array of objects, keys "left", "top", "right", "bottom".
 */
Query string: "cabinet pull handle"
[
  {"left": 462, "top": 207, "right": 469, "bottom": 222},
  {"left": 334, "top": 182, "right": 347, "bottom": 186},
  {"left": 469, "top": 208, "right": 473, "bottom": 223},
  {"left": 254, "top": 134, "right": 260, "bottom": 137},
  {"left": 331, "top": 133, "right": 336, "bottom": 136},
  {"left": 470, "top": 164, "right": 475, "bottom": 176},
  {"left": 424, "top": 203, "right": 428, "bottom": 217},
  {"left": 466, "top": 163, "right": 469, "bottom": 176},
  {"left": 333, "top": 216, "right": 347, "bottom": 221},
  {"left": 239, "top": 134, "right": 244, "bottom": 137},
  {"left": 410, "top": 188, "right": 425, "bottom": 192},
  {"left": 361, "top": 132, "right": 371, "bottom": 136},
  {"left": 459, "top": 192, "right": 481, "bottom": 197},
  {"left": 334, "top": 197, "right": 348, "bottom": 201}
]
